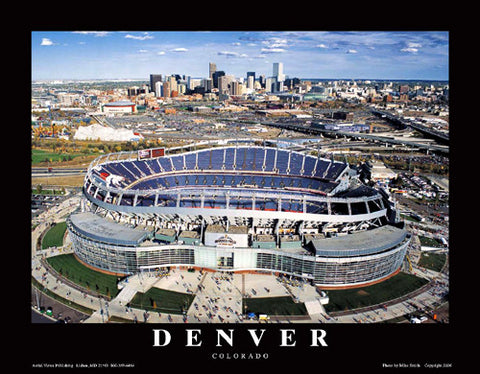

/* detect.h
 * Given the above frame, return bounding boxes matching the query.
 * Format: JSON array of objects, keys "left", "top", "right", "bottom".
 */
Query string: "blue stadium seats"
[
  {"left": 210, "top": 149, "right": 224, "bottom": 170},
  {"left": 275, "top": 150, "right": 288, "bottom": 173},
  {"left": 262, "top": 148, "right": 275, "bottom": 171},
  {"left": 102, "top": 147, "right": 347, "bottom": 182},
  {"left": 171, "top": 155, "right": 184, "bottom": 171},
  {"left": 158, "top": 157, "right": 172, "bottom": 172},
  {"left": 185, "top": 153, "right": 197, "bottom": 170},
  {"left": 289, "top": 152, "right": 303, "bottom": 175},
  {"left": 90, "top": 147, "right": 349, "bottom": 213}
]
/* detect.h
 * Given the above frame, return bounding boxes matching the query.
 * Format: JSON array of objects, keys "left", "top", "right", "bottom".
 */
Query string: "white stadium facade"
[{"left": 67, "top": 142, "right": 411, "bottom": 289}]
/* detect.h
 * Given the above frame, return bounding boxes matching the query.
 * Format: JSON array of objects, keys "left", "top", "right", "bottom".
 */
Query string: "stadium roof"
[
  {"left": 311, "top": 225, "right": 408, "bottom": 257},
  {"left": 69, "top": 212, "right": 149, "bottom": 246}
]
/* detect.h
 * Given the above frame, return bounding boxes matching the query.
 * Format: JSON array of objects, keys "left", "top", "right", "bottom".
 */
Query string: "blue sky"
[{"left": 31, "top": 31, "right": 449, "bottom": 81}]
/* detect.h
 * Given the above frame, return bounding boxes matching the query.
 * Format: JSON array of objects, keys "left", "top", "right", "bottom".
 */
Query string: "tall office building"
[
  {"left": 150, "top": 74, "right": 163, "bottom": 95},
  {"left": 259, "top": 74, "right": 266, "bottom": 88},
  {"left": 209, "top": 62, "right": 217, "bottom": 80},
  {"left": 230, "top": 81, "right": 243, "bottom": 95},
  {"left": 167, "top": 75, "right": 178, "bottom": 94},
  {"left": 212, "top": 70, "right": 225, "bottom": 89},
  {"left": 273, "top": 63, "right": 285, "bottom": 82},
  {"left": 265, "top": 77, "right": 275, "bottom": 93},
  {"left": 202, "top": 78, "right": 212, "bottom": 92},
  {"left": 218, "top": 75, "right": 234, "bottom": 95},
  {"left": 162, "top": 81, "right": 170, "bottom": 98},
  {"left": 247, "top": 75, "right": 254, "bottom": 90},
  {"left": 154, "top": 81, "right": 163, "bottom": 97}
]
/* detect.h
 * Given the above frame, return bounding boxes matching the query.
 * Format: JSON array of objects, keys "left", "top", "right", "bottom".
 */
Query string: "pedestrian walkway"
[
  {"left": 186, "top": 272, "right": 244, "bottom": 323},
  {"left": 115, "top": 286, "right": 137, "bottom": 304},
  {"left": 305, "top": 299, "right": 325, "bottom": 315},
  {"left": 84, "top": 309, "right": 105, "bottom": 323}
]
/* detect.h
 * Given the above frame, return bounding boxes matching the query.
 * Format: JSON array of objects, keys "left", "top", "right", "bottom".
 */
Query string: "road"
[
  {"left": 31, "top": 288, "right": 90, "bottom": 323},
  {"left": 32, "top": 167, "right": 86, "bottom": 177}
]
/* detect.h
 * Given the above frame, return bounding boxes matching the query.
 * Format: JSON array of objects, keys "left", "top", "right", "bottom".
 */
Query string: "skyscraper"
[
  {"left": 209, "top": 62, "right": 217, "bottom": 80},
  {"left": 155, "top": 81, "right": 163, "bottom": 97},
  {"left": 218, "top": 75, "right": 234, "bottom": 95},
  {"left": 247, "top": 75, "right": 254, "bottom": 90},
  {"left": 265, "top": 77, "right": 275, "bottom": 93},
  {"left": 212, "top": 70, "right": 225, "bottom": 89},
  {"left": 150, "top": 74, "right": 162, "bottom": 95},
  {"left": 162, "top": 81, "right": 170, "bottom": 98},
  {"left": 273, "top": 63, "right": 284, "bottom": 82}
]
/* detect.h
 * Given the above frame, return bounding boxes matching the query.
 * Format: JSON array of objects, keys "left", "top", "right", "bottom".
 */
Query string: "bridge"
[
  {"left": 257, "top": 118, "right": 449, "bottom": 155},
  {"left": 371, "top": 109, "right": 449, "bottom": 145}
]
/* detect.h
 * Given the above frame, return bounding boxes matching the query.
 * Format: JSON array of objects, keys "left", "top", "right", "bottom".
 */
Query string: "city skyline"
[{"left": 31, "top": 31, "right": 449, "bottom": 81}]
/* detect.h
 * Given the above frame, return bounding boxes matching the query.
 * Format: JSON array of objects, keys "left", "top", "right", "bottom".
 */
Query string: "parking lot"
[{"left": 31, "top": 193, "right": 65, "bottom": 217}]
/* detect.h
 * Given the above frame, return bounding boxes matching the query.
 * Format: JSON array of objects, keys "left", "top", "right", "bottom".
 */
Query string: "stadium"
[{"left": 67, "top": 142, "right": 411, "bottom": 289}]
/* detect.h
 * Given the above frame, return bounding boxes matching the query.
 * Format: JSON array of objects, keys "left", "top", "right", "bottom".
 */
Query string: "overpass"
[
  {"left": 257, "top": 119, "right": 448, "bottom": 155},
  {"left": 371, "top": 109, "right": 449, "bottom": 145}
]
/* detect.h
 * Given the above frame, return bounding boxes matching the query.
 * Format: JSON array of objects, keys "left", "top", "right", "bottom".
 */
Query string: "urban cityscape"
[{"left": 31, "top": 31, "right": 449, "bottom": 330}]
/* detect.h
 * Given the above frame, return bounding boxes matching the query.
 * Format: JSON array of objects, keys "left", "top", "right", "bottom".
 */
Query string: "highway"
[
  {"left": 258, "top": 119, "right": 449, "bottom": 154},
  {"left": 32, "top": 167, "right": 86, "bottom": 177},
  {"left": 371, "top": 109, "right": 449, "bottom": 145}
]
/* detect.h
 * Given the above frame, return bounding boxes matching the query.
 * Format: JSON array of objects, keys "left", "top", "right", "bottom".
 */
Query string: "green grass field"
[
  {"left": 32, "top": 149, "right": 82, "bottom": 164},
  {"left": 130, "top": 287, "right": 195, "bottom": 314},
  {"left": 41, "top": 222, "right": 67, "bottom": 249},
  {"left": 46, "top": 254, "right": 120, "bottom": 298},
  {"left": 419, "top": 235, "right": 443, "bottom": 248},
  {"left": 418, "top": 252, "right": 446, "bottom": 272},
  {"left": 323, "top": 272, "right": 429, "bottom": 313},
  {"left": 243, "top": 296, "right": 308, "bottom": 316}
]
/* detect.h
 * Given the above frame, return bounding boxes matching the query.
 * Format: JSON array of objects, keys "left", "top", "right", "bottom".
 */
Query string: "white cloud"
[
  {"left": 263, "top": 38, "right": 288, "bottom": 48},
  {"left": 138, "top": 49, "right": 148, "bottom": 53},
  {"left": 73, "top": 31, "right": 109, "bottom": 37},
  {"left": 401, "top": 42, "right": 422, "bottom": 53},
  {"left": 218, "top": 51, "right": 239, "bottom": 57},
  {"left": 125, "top": 33, "right": 154, "bottom": 40},
  {"left": 261, "top": 48, "right": 286, "bottom": 54},
  {"left": 217, "top": 51, "right": 249, "bottom": 59},
  {"left": 407, "top": 42, "right": 422, "bottom": 48},
  {"left": 316, "top": 44, "right": 328, "bottom": 48},
  {"left": 171, "top": 48, "right": 188, "bottom": 52},
  {"left": 346, "top": 49, "right": 358, "bottom": 54},
  {"left": 157, "top": 51, "right": 165, "bottom": 55},
  {"left": 40, "top": 38, "right": 54, "bottom": 46}
]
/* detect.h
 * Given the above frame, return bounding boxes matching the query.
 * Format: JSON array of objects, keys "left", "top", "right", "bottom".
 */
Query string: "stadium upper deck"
[
  {"left": 88, "top": 145, "right": 347, "bottom": 191},
  {"left": 83, "top": 145, "right": 388, "bottom": 224}
]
